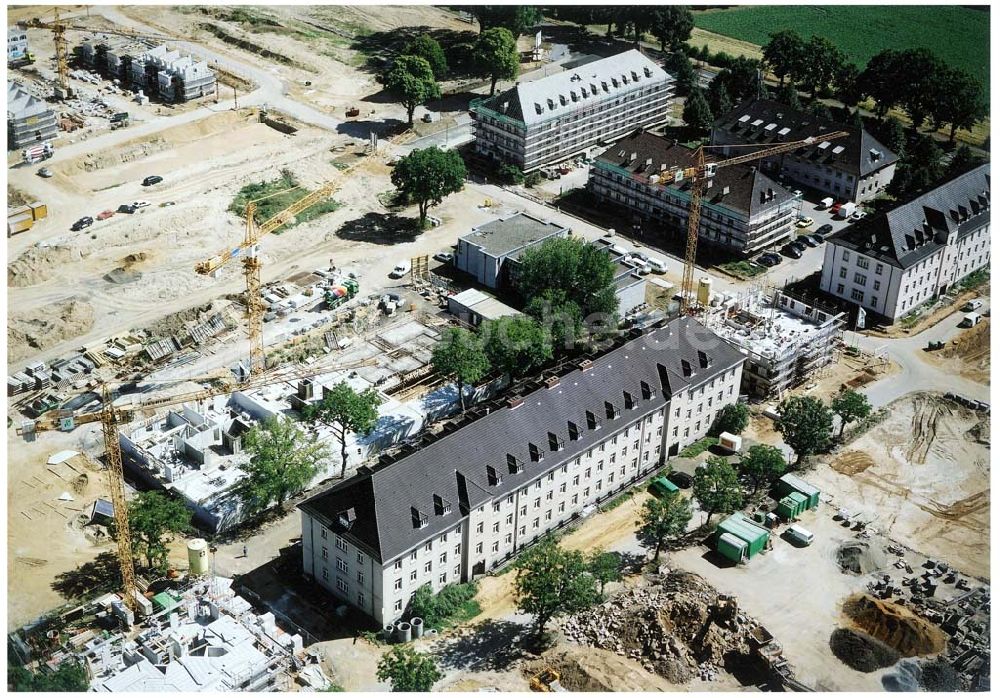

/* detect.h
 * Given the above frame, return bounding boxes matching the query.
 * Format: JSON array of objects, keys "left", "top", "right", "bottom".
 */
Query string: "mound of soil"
[
  {"left": 837, "top": 541, "right": 888, "bottom": 575},
  {"left": 8, "top": 298, "right": 95, "bottom": 363},
  {"left": 104, "top": 267, "right": 142, "bottom": 284},
  {"left": 843, "top": 594, "right": 947, "bottom": 657},
  {"left": 526, "top": 646, "right": 681, "bottom": 692},
  {"left": 830, "top": 627, "right": 901, "bottom": 672},
  {"left": 8, "top": 245, "right": 82, "bottom": 287},
  {"left": 919, "top": 658, "right": 961, "bottom": 691}
]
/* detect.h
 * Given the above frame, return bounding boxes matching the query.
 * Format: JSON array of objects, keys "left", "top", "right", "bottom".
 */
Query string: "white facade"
[{"left": 8, "top": 27, "right": 28, "bottom": 61}]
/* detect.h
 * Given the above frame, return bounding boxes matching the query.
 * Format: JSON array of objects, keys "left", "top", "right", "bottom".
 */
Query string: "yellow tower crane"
[
  {"left": 669, "top": 130, "right": 850, "bottom": 311},
  {"left": 21, "top": 356, "right": 378, "bottom": 612}
]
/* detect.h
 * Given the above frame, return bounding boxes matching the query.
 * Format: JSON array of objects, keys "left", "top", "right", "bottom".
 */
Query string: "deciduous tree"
[
  {"left": 473, "top": 27, "right": 519, "bottom": 95},
  {"left": 513, "top": 539, "right": 598, "bottom": 636},
  {"left": 831, "top": 389, "right": 872, "bottom": 437},
  {"left": 239, "top": 418, "right": 330, "bottom": 514},
  {"left": 481, "top": 315, "right": 553, "bottom": 377},
  {"left": 384, "top": 55, "right": 440, "bottom": 126},
  {"left": 516, "top": 236, "right": 619, "bottom": 320},
  {"left": 649, "top": 6, "right": 694, "bottom": 52},
  {"left": 930, "top": 69, "right": 987, "bottom": 143},
  {"left": 693, "top": 456, "right": 743, "bottom": 523},
  {"left": 707, "top": 79, "right": 733, "bottom": 124},
  {"left": 776, "top": 395, "right": 833, "bottom": 465},
  {"left": 739, "top": 444, "right": 786, "bottom": 496},
  {"left": 403, "top": 34, "right": 448, "bottom": 79},
  {"left": 665, "top": 51, "right": 696, "bottom": 95},
  {"left": 587, "top": 549, "right": 622, "bottom": 596},
  {"left": 762, "top": 29, "right": 805, "bottom": 87},
  {"left": 682, "top": 87, "right": 714, "bottom": 132},
  {"left": 638, "top": 491, "right": 693, "bottom": 561},
  {"left": 431, "top": 327, "right": 490, "bottom": 411},
  {"left": 376, "top": 646, "right": 442, "bottom": 692},
  {"left": 302, "top": 383, "right": 379, "bottom": 477},
  {"left": 471, "top": 6, "right": 542, "bottom": 37},
  {"left": 128, "top": 491, "right": 191, "bottom": 570},
  {"left": 797, "top": 35, "right": 847, "bottom": 99},
  {"left": 711, "top": 403, "right": 750, "bottom": 436},
  {"left": 391, "top": 147, "right": 466, "bottom": 225}
]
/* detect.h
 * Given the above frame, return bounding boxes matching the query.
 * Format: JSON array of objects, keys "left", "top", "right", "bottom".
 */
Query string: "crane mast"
[{"left": 101, "top": 384, "right": 139, "bottom": 612}]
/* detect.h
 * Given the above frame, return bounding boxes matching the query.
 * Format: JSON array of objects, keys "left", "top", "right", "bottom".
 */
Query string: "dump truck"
[
  {"left": 110, "top": 112, "right": 130, "bottom": 130},
  {"left": 324, "top": 278, "right": 359, "bottom": 309},
  {"left": 22, "top": 142, "right": 54, "bottom": 164},
  {"left": 530, "top": 669, "right": 567, "bottom": 692}
]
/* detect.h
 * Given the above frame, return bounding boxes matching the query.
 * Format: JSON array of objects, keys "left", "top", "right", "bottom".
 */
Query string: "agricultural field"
[{"left": 692, "top": 5, "right": 989, "bottom": 93}]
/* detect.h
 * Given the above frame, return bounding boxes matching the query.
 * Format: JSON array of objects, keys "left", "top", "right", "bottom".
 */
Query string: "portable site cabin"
[
  {"left": 649, "top": 476, "right": 679, "bottom": 498},
  {"left": 777, "top": 474, "right": 820, "bottom": 509},
  {"left": 776, "top": 491, "right": 809, "bottom": 520},
  {"left": 716, "top": 513, "right": 770, "bottom": 562}
]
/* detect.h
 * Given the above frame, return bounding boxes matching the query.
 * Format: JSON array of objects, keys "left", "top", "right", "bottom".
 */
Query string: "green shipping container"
[
  {"left": 776, "top": 491, "right": 808, "bottom": 520},
  {"left": 777, "top": 474, "right": 821, "bottom": 509},
  {"left": 649, "top": 476, "right": 679, "bottom": 498},
  {"left": 717, "top": 513, "right": 770, "bottom": 559},
  {"left": 717, "top": 532, "right": 748, "bottom": 563}
]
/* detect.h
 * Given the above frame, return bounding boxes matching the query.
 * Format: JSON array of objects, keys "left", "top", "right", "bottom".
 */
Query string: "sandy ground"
[
  {"left": 809, "top": 392, "right": 990, "bottom": 579},
  {"left": 920, "top": 318, "right": 990, "bottom": 385}
]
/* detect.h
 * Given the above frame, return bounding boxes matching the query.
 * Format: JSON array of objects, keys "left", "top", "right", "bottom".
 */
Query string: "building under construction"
[
  {"left": 704, "top": 285, "right": 846, "bottom": 399},
  {"left": 76, "top": 38, "right": 216, "bottom": 102},
  {"left": 7, "top": 80, "right": 57, "bottom": 149}
]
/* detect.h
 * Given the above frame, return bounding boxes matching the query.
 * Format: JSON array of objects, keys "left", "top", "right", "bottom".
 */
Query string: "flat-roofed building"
[{"left": 455, "top": 212, "right": 570, "bottom": 289}]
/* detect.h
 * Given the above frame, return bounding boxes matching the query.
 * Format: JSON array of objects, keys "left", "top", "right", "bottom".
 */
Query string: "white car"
[
  {"left": 131, "top": 200, "right": 151, "bottom": 208},
  {"left": 795, "top": 216, "right": 814, "bottom": 228},
  {"left": 389, "top": 261, "right": 411, "bottom": 278},
  {"left": 850, "top": 210, "right": 868, "bottom": 221}
]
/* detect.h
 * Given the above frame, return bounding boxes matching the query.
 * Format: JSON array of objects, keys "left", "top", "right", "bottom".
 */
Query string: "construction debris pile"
[
  {"left": 559, "top": 571, "right": 774, "bottom": 684},
  {"left": 837, "top": 540, "right": 888, "bottom": 575}
]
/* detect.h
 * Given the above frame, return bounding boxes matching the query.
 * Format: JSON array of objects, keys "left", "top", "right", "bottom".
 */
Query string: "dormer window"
[
  {"left": 586, "top": 410, "right": 601, "bottom": 430},
  {"left": 507, "top": 453, "right": 524, "bottom": 474},
  {"left": 411, "top": 507, "right": 428, "bottom": 529},
  {"left": 528, "top": 442, "right": 544, "bottom": 462},
  {"left": 640, "top": 381, "right": 653, "bottom": 400},
  {"left": 567, "top": 421, "right": 580, "bottom": 441},
  {"left": 604, "top": 401, "right": 620, "bottom": 420},
  {"left": 487, "top": 465, "right": 503, "bottom": 486},
  {"left": 433, "top": 494, "right": 452, "bottom": 516},
  {"left": 548, "top": 432, "right": 565, "bottom": 451},
  {"left": 338, "top": 507, "right": 356, "bottom": 529}
]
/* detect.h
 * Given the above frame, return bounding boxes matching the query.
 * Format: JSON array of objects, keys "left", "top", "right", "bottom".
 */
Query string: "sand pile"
[
  {"left": 843, "top": 594, "right": 947, "bottom": 657},
  {"left": 829, "top": 627, "right": 900, "bottom": 672},
  {"left": 8, "top": 246, "right": 83, "bottom": 287},
  {"left": 77, "top": 138, "right": 168, "bottom": 172},
  {"left": 525, "top": 646, "right": 681, "bottom": 692},
  {"left": 8, "top": 299, "right": 95, "bottom": 362},
  {"left": 837, "top": 541, "right": 888, "bottom": 575}
]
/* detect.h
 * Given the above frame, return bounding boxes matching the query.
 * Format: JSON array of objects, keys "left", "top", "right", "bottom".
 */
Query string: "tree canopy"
[
  {"left": 391, "top": 147, "right": 466, "bottom": 225},
  {"left": 587, "top": 550, "right": 622, "bottom": 596},
  {"left": 682, "top": 87, "right": 714, "bottom": 132},
  {"left": 711, "top": 403, "right": 750, "bottom": 436},
  {"left": 302, "top": 382, "right": 379, "bottom": 476},
  {"left": 239, "top": 418, "right": 330, "bottom": 513},
  {"left": 665, "top": 51, "right": 696, "bottom": 95},
  {"left": 796, "top": 35, "right": 847, "bottom": 99},
  {"left": 762, "top": 29, "right": 805, "bottom": 87},
  {"left": 471, "top": 6, "right": 542, "bottom": 37},
  {"left": 481, "top": 315, "right": 553, "bottom": 377},
  {"left": 693, "top": 456, "right": 743, "bottom": 523},
  {"left": 376, "top": 646, "right": 442, "bottom": 692},
  {"left": 831, "top": 389, "right": 872, "bottom": 437},
  {"left": 473, "top": 27, "right": 519, "bottom": 95},
  {"left": 403, "top": 34, "right": 448, "bottom": 79},
  {"left": 128, "top": 491, "right": 191, "bottom": 570},
  {"left": 649, "top": 6, "right": 694, "bottom": 52},
  {"left": 707, "top": 79, "right": 733, "bottom": 124},
  {"left": 9, "top": 660, "right": 89, "bottom": 692},
  {"left": 513, "top": 538, "right": 598, "bottom": 636},
  {"left": 384, "top": 55, "right": 440, "bottom": 126},
  {"left": 638, "top": 491, "right": 693, "bottom": 561},
  {"left": 776, "top": 395, "right": 833, "bottom": 465},
  {"left": 515, "top": 236, "right": 619, "bottom": 324},
  {"left": 739, "top": 444, "right": 786, "bottom": 496},
  {"left": 432, "top": 327, "right": 490, "bottom": 411}
]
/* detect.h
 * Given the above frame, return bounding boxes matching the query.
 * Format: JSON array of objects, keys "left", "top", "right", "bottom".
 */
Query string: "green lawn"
[
  {"left": 718, "top": 260, "right": 766, "bottom": 280},
  {"left": 229, "top": 169, "right": 340, "bottom": 233},
  {"left": 693, "top": 6, "right": 989, "bottom": 94}
]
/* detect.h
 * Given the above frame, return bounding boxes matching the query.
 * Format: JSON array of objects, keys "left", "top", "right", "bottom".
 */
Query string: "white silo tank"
[
  {"left": 697, "top": 277, "right": 713, "bottom": 306},
  {"left": 187, "top": 538, "right": 209, "bottom": 575}
]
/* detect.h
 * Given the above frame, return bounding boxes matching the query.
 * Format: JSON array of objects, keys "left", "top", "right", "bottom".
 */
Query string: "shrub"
[
  {"left": 407, "top": 581, "right": 480, "bottom": 629},
  {"left": 497, "top": 163, "right": 525, "bottom": 185}
]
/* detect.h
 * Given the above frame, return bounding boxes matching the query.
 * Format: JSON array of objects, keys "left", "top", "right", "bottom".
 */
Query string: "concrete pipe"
[
  {"left": 410, "top": 617, "right": 424, "bottom": 638},
  {"left": 396, "top": 622, "right": 412, "bottom": 643}
]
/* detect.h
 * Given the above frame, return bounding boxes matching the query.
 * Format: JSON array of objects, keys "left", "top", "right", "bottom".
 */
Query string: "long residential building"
[
  {"left": 589, "top": 129, "right": 798, "bottom": 255},
  {"left": 472, "top": 50, "right": 673, "bottom": 172},
  {"left": 819, "top": 164, "right": 990, "bottom": 324},
  {"left": 77, "top": 39, "right": 216, "bottom": 102},
  {"left": 299, "top": 317, "right": 746, "bottom": 625},
  {"left": 711, "top": 99, "right": 898, "bottom": 204}
]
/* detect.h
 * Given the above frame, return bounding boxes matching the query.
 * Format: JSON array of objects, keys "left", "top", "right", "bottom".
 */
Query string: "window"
[
  {"left": 440, "top": 552, "right": 447, "bottom": 564},
  {"left": 425, "top": 542, "right": 432, "bottom": 552},
  {"left": 559, "top": 483, "right": 567, "bottom": 493},
  {"left": 854, "top": 273, "right": 867, "bottom": 285},
  {"left": 410, "top": 570, "right": 417, "bottom": 581},
  {"left": 439, "top": 573, "right": 447, "bottom": 585},
  {"left": 320, "top": 528, "right": 327, "bottom": 540},
  {"left": 394, "top": 577, "right": 403, "bottom": 590},
  {"left": 424, "top": 561, "right": 432, "bottom": 573},
  {"left": 356, "top": 552, "right": 363, "bottom": 564},
  {"left": 476, "top": 522, "right": 484, "bottom": 534},
  {"left": 572, "top": 494, "right": 578, "bottom": 505},
  {"left": 492, "top": 541, "right": 500, "bottom": 552},
  {"left": 873, "top": 280, "right": 881, "bottom": 291},
  {"left": 336, "top": 578, "right": 348, "bottom": 593},
  {"left": 532, "top": 518, "right": 540, "bottom": 529},
  {"left": 494, "top": 521, "right": 501, "bottom": 533},
  {"left": 875, "top": 263, "right": 884, "bottom": 275},
  {"left": 851, "top": 288, "right": 864, "bottom": 302},
  {"left": 559, "top": 502, "right": 566, "bottom": 513},
  {"left": 505, "top": 533, "right": 513, "bottom": 544},
  {"left": 321, "top": 547, "right": 329, "bottom": 561},
  {"left": 358, "top": 593, "right": 365, "bottom": 606},
  {"left": 337, "top": 558, "right": 348, "bottom": 573},
  {"left": 410, "top": 551, "right": 417, "bottom": 561},
  {"left": 322, "top": 568, "right": 329, "bottom": 581},
  {"left": 357, "top": 571, "right": 365, "bottom": 584},
  {"left": 839, "top": 267, "right": 847, "bottom": 279},
  {"left": 546, "top": 491, "right": 553, "bottom": 501},
  {"left": 336, "top": 537, "right": 347, "bottom": 552},
  {"left": 440, "top": 533, "right": 448, "bottom": 544},
  {"left": 534, "top": 497, "right": 541, "bottom": 508},
  {"left": 837, "top": 283, "right": 845, "bottom": 294},
  {"left": 394, "top": 559, "right": 402, "bottom": 570},
  {"left": 857, "top": 257, "right": 870, "bottom": 270},
  {"left": 842, "top": 250, "right": 850, "bottom": 261},
  {"left": 870, "top": 295, "right": 878, "bottom": 307},
  {"left": 475, "top": 542, "right": 483, "bottom": 554},
  {"left": 394, "top": 599, "right": 403, "bottom": 612},
  {"left": 455, "top": 544, "right": 461, "bottom": 556}
]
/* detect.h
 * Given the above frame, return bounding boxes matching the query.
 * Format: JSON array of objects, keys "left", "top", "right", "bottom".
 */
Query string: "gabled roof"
[
  {"left": 300, "top": 317, "right": 745, "bottom": 563},
  {"left": 7, "top": 81, "right": 51, "bottom": 120},
  {"left": 478, "top": 50, "right": 671, "bottom": 127},
  {"left": 713, "top": 99, "right": 898, "bottom": 177},
  {"left": 828, "top": 164, "right": 991, "bottom": 268},
  {"left": 594, "top": 129, "right": 795, "bottom": 217}
]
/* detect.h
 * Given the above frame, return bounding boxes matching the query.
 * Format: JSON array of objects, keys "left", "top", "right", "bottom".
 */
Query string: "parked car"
[
  {"left": 962, "top": 299, "right": 984, "bottom": 312},
  {"left": 830, "top": 202, "right": 843, "bottom": 216},
  {"left": 790, "top": 240, "right": 808, "bottom": 252},
  {"left": 796, "top": 234, "right": 818, "bottom": 248},
  {"left": 118, "top": 204, "right": 137, "bottom": 214},
  {"left": 160, "top": 201, "right": 176, "bottom": 207},
  {"left": 816, "top": 223, "right": 834, "bottom": 237},
  {"left": 756, "top": 254, "right": 777, "bottom": 268},
  {"left": 70, "top": 216, "right": 94, "bottom": 231},
  {"left": 389, "top": 261, "right": 411, "bottom": 278},
  {"left": 131, "top": 200, "right": 151, "bottom": 208},
  {"left": 141, "top": 175, "right": 163, "bottom": 186},
  {"left": 795, "top": 216, "right": 814, "bottom": 228},
  {"left": 791, "top": 189, "right": 803, "bottom": 198},
  {"left": 667, "top": 471, "right": 693, "bottom": 489},
  {"left": 763, "top": 252, "right": 783, "bottom": 265},
  {"left": 850, "top": 210, "right": 868, "bottom": 221},
  {"left": 781, "top": 244, "right": 803, "bottom": 259},
  {"left": 809, "top": 233, "right": 825, "bottom": 246},
  {"left": 433, "top": 252, "right": 453, "bottom": 264},
  {"left": 96, "top": 210, "right": 115, "bottom": 221},
  {"left": 37, "top": 166, "right": 53, "bottom": 178}
]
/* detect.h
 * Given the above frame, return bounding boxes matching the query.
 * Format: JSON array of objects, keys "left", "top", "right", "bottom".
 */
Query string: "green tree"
[
  {"left": 858, "top": 49, "right": 908, "bottom": 119},
  {"left": 875, "top": 116, "right": 907, "bottom": 159},
  {"left": 587, "top": 550, "right": 621, "bottom": 596},
  {"left": 391, "top": 147, "right": 466, "bottom": 225},
  {"left": 481, "top": 315, "right": 553, "bottom": 377},
  {"left": 649, "top": 6, "right": 694, "bottom": 52},
  {"left": 513, "top": 538, "right": 598, "bottom": 636},
  {"left": 496, "top": 162, "right": 525, "bottom": 185},
  {"left": 637, "top": 491, "right": 693, "bottom": 561},
  {"left": 698, "top": 44, "right": 711, "bottom": 64},
  {"left": 525, "top": 291, "right": 583, "bottom": 353},
  {"left": 713, "top": 56, "right": 761, "bottom": 104},
  {"left": 432, "top": 327, "right": 490, "bottom": 411},
  {"left": 740, "top": 444, "right": 786, "bottom": 496},
  {"left": 302, "top": 382, "right": 379, "bottom": 477},
  {"left": 810, "top": 102, "right": 833, "bottom": 120},
  {"left": 930, "top": 69, "right": 987, "bottom": 143},
  {"left": 376, "top": 646, "right": 442, "bottom": 692},
  {"left": 834, "top": 62, "right": 862, "bottom": 108},
  {"left": 9, "top": 660, "right": 89, "bottom": 692},
  {"left": 946, "top": 144, "right": 985, "bottom": 178},
  {"left": 665, "top": 51, "right": 696, "bottom": 95},
  {"left": 473, "top": 27, "right": 519, "bottom": 95},
  {"left": 776, "top": 395, "right": 833, "bottom": 465},
  {"left": 831, "top": 389, "right": 872, "bottom": 437},
  {"left": 693, "top": 456, "right": 743, "bottom": 523},
  {"left": 762, "top": 29, "right": 805, "bottom": 87},
  {"left": 711, "top": 403, "right": 749, "bottom": 436},
  {"left": 683, "top": 87, "right": 714, "bottom": 132},
  {"left": 239, "top": 418, "right": 330, "bottom": 513},
  {"left": 384, "top": 55, "right": 440, "bottom": 126},
  {"left": 707, "top": 79, "right": 732, "bottom": 122},
  {"left": 888, "top": 134, "right": 945, "bottom": 199},
  {"left": 515, "top": 236, "right": 619, "bottom": 320},
  {"left": 796, "top": 35, "right": 847, "bottom": 99},
  {"left": 403, "top": 34, "right": 448, "bottom": 79},
  {"left": 128, "top": 491, "right": 191, "bottom": 570},
  {"left": 895, "top": 48, "right": 947, "bottom": 131},
  {"left": 472, "top": 6, "right": 542, "bottom": 37},
  {"left": 775, "top": 82, "right": 801, "bottom": 111}
]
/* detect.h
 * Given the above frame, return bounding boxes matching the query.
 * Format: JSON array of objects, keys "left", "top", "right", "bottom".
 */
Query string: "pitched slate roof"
[
  {"left": 828, "top": 164, "right": 990, "bottom": 268},
  {"left": 7, "top": 81, "right": 51, "bottom": 120},
  {"left": 594, "top": 129, "right": 795, "bottom": 217},
  {"left": 479, "top": 50, "right": 671, "bottom": 127},
  {"left": 300, "top": 317, "right": 745, "bottom": 563},
  {"left": 713, "top": 99, "right": 898, "bottom": 177}
]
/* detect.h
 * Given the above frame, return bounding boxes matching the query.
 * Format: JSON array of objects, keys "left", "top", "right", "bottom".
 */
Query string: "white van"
[
  {"left": 647, "top": 257, "right": 668, "bottom": 274},
  {"left": 787, "top": 524, "right": 814, "bottom": 546},
  {"left": 962, "top": 299, "right": 984, "bottom": 312},
  {"left": 960, "top": 312, "right": 982, "bottom": 328},
  {"left": 819, "top": 197, "right": 834, "bottom": 209},
  {"left": 389, "top": 260, "right": 411, "bottom": 278}
]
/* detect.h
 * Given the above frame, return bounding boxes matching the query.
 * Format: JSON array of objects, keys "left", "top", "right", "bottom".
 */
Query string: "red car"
[
  {"left": 830, "top": 202, "right": 843, "bottom": 215},
  {"left": 96, "top": 210, "right": 116, "bottom": 220}
]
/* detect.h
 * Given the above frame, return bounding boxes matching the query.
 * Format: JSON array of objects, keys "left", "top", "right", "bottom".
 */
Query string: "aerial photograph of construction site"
[{"left": 5, "top": 2, "right": 992, "bottom": 693}]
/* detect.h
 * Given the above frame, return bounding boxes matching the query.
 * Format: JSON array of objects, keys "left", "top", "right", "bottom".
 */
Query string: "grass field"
[
  {"left": 229, "top": 169, "right": 340, "bottom": 233},
  {"left": 692, "top": 6, "right": 989, "bottom": 93}
]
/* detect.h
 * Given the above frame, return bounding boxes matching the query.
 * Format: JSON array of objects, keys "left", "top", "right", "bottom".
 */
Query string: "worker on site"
[{"left": 243, "top": 544, "right": 248, "bottom": 559}]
